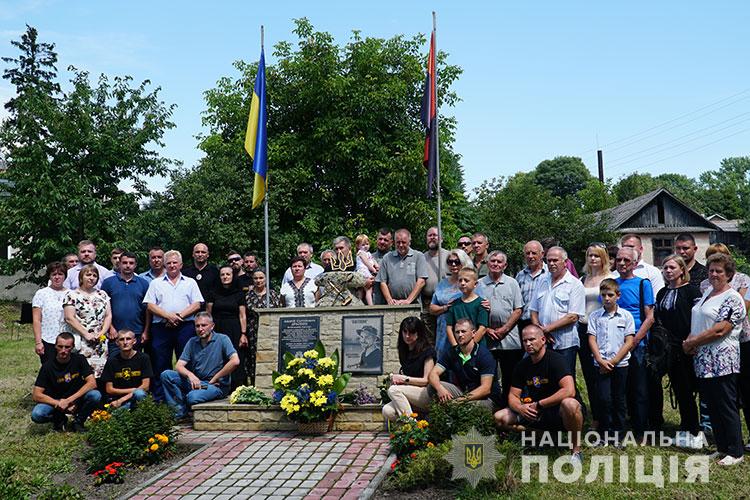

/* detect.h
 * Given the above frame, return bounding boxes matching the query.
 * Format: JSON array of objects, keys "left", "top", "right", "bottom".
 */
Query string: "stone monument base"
[{"left": 192, "top": 400, "right": 385, "bottom": 432}]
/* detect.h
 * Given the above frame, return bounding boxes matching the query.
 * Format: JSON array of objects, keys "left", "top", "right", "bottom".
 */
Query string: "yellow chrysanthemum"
[
  {"left": 276, "top": 374, "right": 294, "bottom": 386},
  {"left": 297, "top": 368, "right": 316, "bottom": 379},
  {"left": 150, "top": 443, "right": 159, "bottom": 452},
  {"left": 303, "top": 350, "right": 319, "bottom": 359},
  {"left": 317, "top": 374, "right": 334, "bottom": 387},
  {"left": 148, "top": 437, "right": 155, "bottom": 444},
  {"left": 286, "top": 357, "right": 304, "bottom": 368},
  {"left": 417, "top": 420, "right": 429, "bottom": 429},
  {"left": 313, "top": 397, "right": 327, "bottom": 407},
  {"left": 317, "top": 357, "right": 335, "bottom": 369}
]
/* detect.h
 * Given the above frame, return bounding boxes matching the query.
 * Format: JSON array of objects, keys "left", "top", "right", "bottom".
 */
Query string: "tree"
[
  {"left": 472, "top": 173, "right": 615, "bottom": 272},
  {"left": 0, "top": 27, "right": 177, "bottom": 283},
  {"left": 532, "top": 156, "right": 593, "bottom": 199},
  {"left": 699, "top": 157, "right": 750, "bottom": 220},
  {"left": 142, "top": 18, "right": 468, "bottom": 276},
  {"left": 612, "top": 171, "right": 705, "bottom": 211}
]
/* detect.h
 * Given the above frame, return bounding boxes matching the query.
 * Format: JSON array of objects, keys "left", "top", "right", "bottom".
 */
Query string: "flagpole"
[
  {"left": 433, "top": 11, "right": 443, "bottom": 281},
  {"left": 259, "top": 25, "right": 271, "bottom": 309}
]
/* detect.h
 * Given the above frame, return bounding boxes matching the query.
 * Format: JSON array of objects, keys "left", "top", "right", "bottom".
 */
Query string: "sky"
[{"left": 1, "top": 1, "right": 749, "bottom": 195}]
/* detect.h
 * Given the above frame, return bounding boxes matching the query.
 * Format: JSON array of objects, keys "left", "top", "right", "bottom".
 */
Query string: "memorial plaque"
[
  {"left": 278, "top": 316, "right": 320, "bottom": 371},
  {"left": 341, "top": 315, "right": 384, "bottom": 374}
]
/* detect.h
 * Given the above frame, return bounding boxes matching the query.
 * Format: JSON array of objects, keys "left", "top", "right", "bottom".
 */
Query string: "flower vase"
[{"left": 297, "top": 420, "right": 328, "bottom": 435}]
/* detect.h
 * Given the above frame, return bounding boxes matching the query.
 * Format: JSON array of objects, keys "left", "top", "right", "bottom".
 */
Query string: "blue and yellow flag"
[{"left": 244, "top": 48, "right": 268, "bottom": 209}]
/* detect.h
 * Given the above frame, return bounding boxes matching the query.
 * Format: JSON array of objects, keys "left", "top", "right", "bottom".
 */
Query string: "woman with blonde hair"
[{"left": 429, "top": 248, "right": 473, "bottom": 358}]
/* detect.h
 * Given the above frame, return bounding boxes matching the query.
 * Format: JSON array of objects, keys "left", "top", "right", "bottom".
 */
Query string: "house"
[
  {"left": 595, "top": 188, "right": 721, "bottom": 266},
  {"left": 706, "top": 214, "right": 747, "bottom": 251}
]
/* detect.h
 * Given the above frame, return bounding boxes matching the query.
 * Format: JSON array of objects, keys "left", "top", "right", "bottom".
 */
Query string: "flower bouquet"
[
  {"left": 272, "top": 341, "right": 351, "bottom": 432},
  {"left": 229, "top": 385, "right": 274, "bottom": 405}
]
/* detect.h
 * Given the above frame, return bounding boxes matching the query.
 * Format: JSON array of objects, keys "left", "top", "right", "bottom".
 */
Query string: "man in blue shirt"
[
  {"left": 427, "top": 318, "right": 502, "bottom": 411},
  {"left": 615, "top": 246, "right": 656, "bottom": 436},
  {"left": 161, "top": 312, "right": 239, "bottom": 421},
  {"left": 102, "top": 251, "right": 150, "bottom": 356}
]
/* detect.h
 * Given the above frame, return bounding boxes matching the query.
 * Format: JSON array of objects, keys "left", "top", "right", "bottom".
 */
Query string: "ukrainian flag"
[{"left": 244, "top": 48, "right": 267, "bottom": 209}]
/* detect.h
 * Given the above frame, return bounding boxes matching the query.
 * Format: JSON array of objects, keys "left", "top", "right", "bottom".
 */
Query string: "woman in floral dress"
[
  {"left": 245, "top": 269, "right": 282, "bottom": 385},
  {"left": 63, "top": 264, "right": 112, "bottom": 378}
]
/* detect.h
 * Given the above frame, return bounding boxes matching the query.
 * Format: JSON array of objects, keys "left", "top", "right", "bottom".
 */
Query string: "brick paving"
[{"left": 129, "top": 427, "right": 391, "bottom": 500}]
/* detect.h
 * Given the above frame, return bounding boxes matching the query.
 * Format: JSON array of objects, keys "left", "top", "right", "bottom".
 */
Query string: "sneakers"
[
  {"left": 744, "top": 441, "right": 750, "bottom": 452},
  {"left": 52, "top": 418, "right": 67, "bottom": 432},
  {"left": 708, "top": 451, "right": 723, "bottom": 460},
  {"left": 675, "top": 431, "right": 706, "bottom": 450},
  {"left": 71, "top": 420, "right": 86, "bottom": 433},
  {"left": 717, "top": 455, "right": 743, "bottom": 466},
  {"left": 571, "top": 451, "right": 583, "bottom": 466}
]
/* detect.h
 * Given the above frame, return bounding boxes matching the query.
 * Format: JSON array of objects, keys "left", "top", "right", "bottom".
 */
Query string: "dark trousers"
[
  {"left": 149, "top": 321, "right": 195, "bottom": 401},
  {"left": 596, "top": 366, "right": 628, "bottom": 433},
  {"left": 577, "top": 322, "right": 599, "bottom": 422},
  {"left": 668, "top": 347, "right": 700, "bottom": 434},
  {"left": 421, "top": 298, "right": 437, "bottom": 346},
  {"left": 555, "top": 346, "right": 578, "bottom": 382},
  {"left": 517, "top": 318, "right": 533, "bottom": 337},
  {"left": 739, "top": 342, "right": 750, "bottom": 431},
  {"left": 699, "top": 374, "right": 743, "bottom": 458},
  {"left": 627, "top": 344, "right": 650, "bottom": 434},
  {"left": 39, "top": 340, "right": 56, "bottom": 365},
  {"left": 492, "top": 349, "right": 524, "bottom": 408}
]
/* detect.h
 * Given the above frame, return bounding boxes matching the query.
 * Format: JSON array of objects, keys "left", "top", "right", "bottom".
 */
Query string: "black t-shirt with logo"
[
  {"left": 34, "top": 353, "right": 93, "bottom": 400},
  {"left": 100, "top": 351, "right": 154, "bottom": 390},
  {"left": 511, "top": 349, "right": 570, "bottom": 404}
]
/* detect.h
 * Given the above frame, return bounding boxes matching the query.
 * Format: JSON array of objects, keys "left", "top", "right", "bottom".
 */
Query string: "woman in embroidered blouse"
[
  {"left": 656, "top": 255, "right": 702, "bottom": 447},
  {"left": 382, "top": 316, "right": 436, "bottom": 421},
  {"left": 683, "top": 253, "right": 747, "bottom": 465},
  {"left": 280, "top": 256, "right": 318, "bottom": 308},
  {"left": 32, "top": 261, "right": 69, "bottom": 364},
  {"left": 63, "top": 264, "right": 112, "bottom": 378},
  {"left": 245, "top": 268, "right": 282, "bottom": 385}
]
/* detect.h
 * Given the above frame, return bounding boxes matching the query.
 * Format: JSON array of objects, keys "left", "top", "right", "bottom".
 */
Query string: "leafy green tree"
[
  {"left": 532, "top": 156, "right": 593, "bottom": 199},
  {"left": 612, "top": 171, "right": 705, "bottom": 211},
  {"left": 143, "top": 18, "right": 468, "bottom": 276},
  {"left": 0, "top": 27, "right": 177, "bottom": 283},
  {"left": 699, "top": 157, "right": 750, "bottom": 220}
]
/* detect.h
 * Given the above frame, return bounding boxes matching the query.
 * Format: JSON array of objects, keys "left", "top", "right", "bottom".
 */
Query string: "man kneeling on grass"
[
  {"left": 427, "top": 318, "right": 502, "bottom": 411},
  {"left": 101, "top": 329, "right": 153, "bottom": 409},
  {"left": 160, "top": 312, "right": 239, "bottom": 421},
  {"left": 31, "top": 332, "right": 102, "bottom": 432},
  {"left": 494, "top": 325, "right": 584, "bottom": 463}
]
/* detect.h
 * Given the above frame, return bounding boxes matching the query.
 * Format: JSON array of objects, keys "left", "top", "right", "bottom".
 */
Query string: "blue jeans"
[
  {"left": 150, "top": 321, "right": 195, "bottom": 401},
  {"left": 627, "top": 345, "right": 649, "bottom": 434},
  {"left": 31, "top": 389, "right": 102, "bottom": 425},
  {"left": 554, "top": 346, "right": 578, "bottom": 382},
  {"left": 116, "top": 388, "right": 148, "bottom": 410},
  {"left": 160, "top": 370, "right": 225, "bottom": 419},
  {"left": 596, "top": 366, "right": 628, "bottom": 433}
]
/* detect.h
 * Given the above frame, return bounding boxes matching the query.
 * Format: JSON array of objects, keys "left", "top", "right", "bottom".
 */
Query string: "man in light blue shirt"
[
  {"left": 139, "top": 246, "right": 166, "bottom": 283},
  {"left": 161, "top": 312, "right": 238, "bottom": 420},
  {"left": 143, "top": 249, "right": 203, "bottom": 400}
]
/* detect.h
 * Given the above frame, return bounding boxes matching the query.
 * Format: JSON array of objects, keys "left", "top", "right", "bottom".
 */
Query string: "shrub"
[
  {"left": 427, "top": 401, "right": 496, "bottom": 444},
  {"left": 229, "top": 385, "right": 273, "bottom": 405},
  {"left": 385, "top": 441, "right": 452, "bottom": 491},
  {"left": 37, "top": 483, "right": 86, "bottom": 499},
  {"left": 389, "top": 414, "right": 431, "bottom": 458},
  {"left": 0, "top": 460, "right": 29, "bottom": 500},
  {"left": 84, "top": 396, "right": 177, "bottom": 471}
]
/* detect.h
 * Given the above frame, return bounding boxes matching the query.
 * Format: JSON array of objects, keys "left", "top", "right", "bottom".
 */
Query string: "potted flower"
[{"left": 272, "top": 341, "right": 351, "bottom": 434}]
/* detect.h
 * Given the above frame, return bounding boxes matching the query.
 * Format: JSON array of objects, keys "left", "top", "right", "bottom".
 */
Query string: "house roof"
[{"left": 595, "top": 188, "right": 721, "bottom": 232}]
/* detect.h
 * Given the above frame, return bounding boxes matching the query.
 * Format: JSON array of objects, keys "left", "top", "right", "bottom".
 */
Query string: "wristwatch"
[{"left": 405, "top": 377, "right": 410, "bottom": 384}]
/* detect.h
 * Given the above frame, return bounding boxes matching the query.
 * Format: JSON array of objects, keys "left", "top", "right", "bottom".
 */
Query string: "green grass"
[{"left": 0, "top": 302, "right": 84, "bottom": 493}]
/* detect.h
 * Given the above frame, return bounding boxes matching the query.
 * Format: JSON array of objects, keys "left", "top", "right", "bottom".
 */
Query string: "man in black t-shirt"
[
  {"left": 101, "top": 330, "right": 153, "bottom": 409},
  {"left": 31, "top": 332, "right": 102, "bottom": 432},
  {"left": 495, "top": 325, "right": 583, "bottom": 460}
]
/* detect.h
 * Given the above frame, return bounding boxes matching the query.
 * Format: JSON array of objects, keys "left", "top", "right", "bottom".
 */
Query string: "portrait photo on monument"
[{"left": 341, "top": 315, "right": 384, "bottom": 374}]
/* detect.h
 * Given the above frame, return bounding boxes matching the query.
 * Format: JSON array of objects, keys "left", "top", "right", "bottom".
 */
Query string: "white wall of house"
[{"left": 637, "top": 232, "right": 711, "bottom": 266}]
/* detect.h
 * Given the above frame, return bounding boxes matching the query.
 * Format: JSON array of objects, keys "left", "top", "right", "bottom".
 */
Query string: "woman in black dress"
[
  {"left": 655, "top": 254, "right": 702, "bottom": 448},
  {"left": 207, "top": 265, "right": 248, "bottom": 390}
]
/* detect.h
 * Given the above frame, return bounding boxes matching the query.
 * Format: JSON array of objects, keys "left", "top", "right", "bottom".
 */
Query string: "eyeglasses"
[
  {"left": 446, "top": 259, "right": 461, "bottom": 266},
  {"left": 228, "top": 256, "right": 242, "bottom": 262},
  {"left": 458, "top": 241, "right": 471, "bottom": 247},
  {"left": 616, "top": 258, "right": 632, "bottom": 263}
]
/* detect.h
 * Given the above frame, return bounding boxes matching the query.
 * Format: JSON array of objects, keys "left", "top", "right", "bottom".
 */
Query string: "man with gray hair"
[
  {"left": 376, "top": 229, "right": 429, "bottom": 305},
  {"left": 515, "top": 240, "right": 548, "bottom": 334},
  {"left": 615, "top": 245, "right": 656, "bottom": 436},
  {"left": 477, "top": 250, "right": 524, "bottom": 407},
  {"left": 423, "top": 227, "right": 450, "bottom": 337},
  {"left": 160, "top": 312, "right": 239, "bottom": 421},
  {"left": 282, "top": 242, "right": 324, "bottom": 283},
  {"left": 530, "top": 246, "right": 585, "bottom": 378},
  {"left": 620, "top": 233, "right": 664, "bottom": 294},
  {"left": 143, "top": 249, "right": 203, "bottom": 401}
]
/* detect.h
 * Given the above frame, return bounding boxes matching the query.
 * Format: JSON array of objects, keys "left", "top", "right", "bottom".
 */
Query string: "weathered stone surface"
[{"left": 193, "top": 410, "right": 228, "bottom": 423}]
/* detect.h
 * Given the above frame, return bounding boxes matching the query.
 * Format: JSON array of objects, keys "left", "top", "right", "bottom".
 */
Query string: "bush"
[
  {"left": 84, "top": 396, "right": 177, "bottom": 471},
  {"left": 427, "top": 401, "right": 496, "bottom": 444},
  {"left": 389, "top": 414, "right": 431, "bottom": 458},
  {"left": 385, "top": 441, "right": 452, "bottom": 491},
  {"left": 37, "top": 484, "right": 85, "bottom": 500},
  {"left": 0, "top": 460, "right": 29, "bottom": 500}
]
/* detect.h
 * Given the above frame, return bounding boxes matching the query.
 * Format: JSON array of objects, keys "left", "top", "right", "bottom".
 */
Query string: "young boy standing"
[
  {"left": 446, "top": 268, "right": 489, "bottom": 347},
  {"left": 588, "top": 278, "right": 635, "bottom": 441}
]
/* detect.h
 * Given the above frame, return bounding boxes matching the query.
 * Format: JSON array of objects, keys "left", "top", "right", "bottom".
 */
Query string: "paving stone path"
[{"left": 129, "top": 427, "right": 392, "bottom": 500}]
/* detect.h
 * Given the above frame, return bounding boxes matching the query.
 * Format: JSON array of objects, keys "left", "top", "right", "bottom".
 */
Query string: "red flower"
[{"left": 410, "top": 453, "right": 417, "bottom": 459}]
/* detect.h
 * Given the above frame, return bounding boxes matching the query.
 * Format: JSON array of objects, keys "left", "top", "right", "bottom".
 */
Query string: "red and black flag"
[{"left": 421, "top": 30, "right": 438, "bottom": 198}]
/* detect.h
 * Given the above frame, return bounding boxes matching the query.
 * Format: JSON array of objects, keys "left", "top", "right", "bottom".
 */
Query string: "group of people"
[
  {"left": 28, "top": 231, "right": 750, "bottom": 466},
  {"left": 381, "top": 232, "right": 749, "bottom": 466}
]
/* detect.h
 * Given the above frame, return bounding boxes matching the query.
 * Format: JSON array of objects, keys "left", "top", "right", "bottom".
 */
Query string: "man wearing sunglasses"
[
  {"left": 457, "top": 235, "right": 473, "bottom": 258},
  {"left": 227, "top": 250, "right": 252, "bottom": 292}
]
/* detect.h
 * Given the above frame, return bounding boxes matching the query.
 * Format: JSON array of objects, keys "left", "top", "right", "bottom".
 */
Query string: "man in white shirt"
[
  {"left": 282, "top": 243, "right": 324, "bottom": 283},
  {"left": 63, "top": 240, "right": 113, "bottom": 290}
]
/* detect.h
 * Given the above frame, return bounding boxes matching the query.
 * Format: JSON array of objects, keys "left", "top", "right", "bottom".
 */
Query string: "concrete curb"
[
  {"left": 359, "top": 452, "right": 396, "bottom": 500},
  {"left": 117, "top": 442, "right": 207, "bottom": 500}
]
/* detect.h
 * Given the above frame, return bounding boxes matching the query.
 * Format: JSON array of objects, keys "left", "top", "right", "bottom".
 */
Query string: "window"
[{"left": 651, "top": 237, "right": 674, "bottom": 267}]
